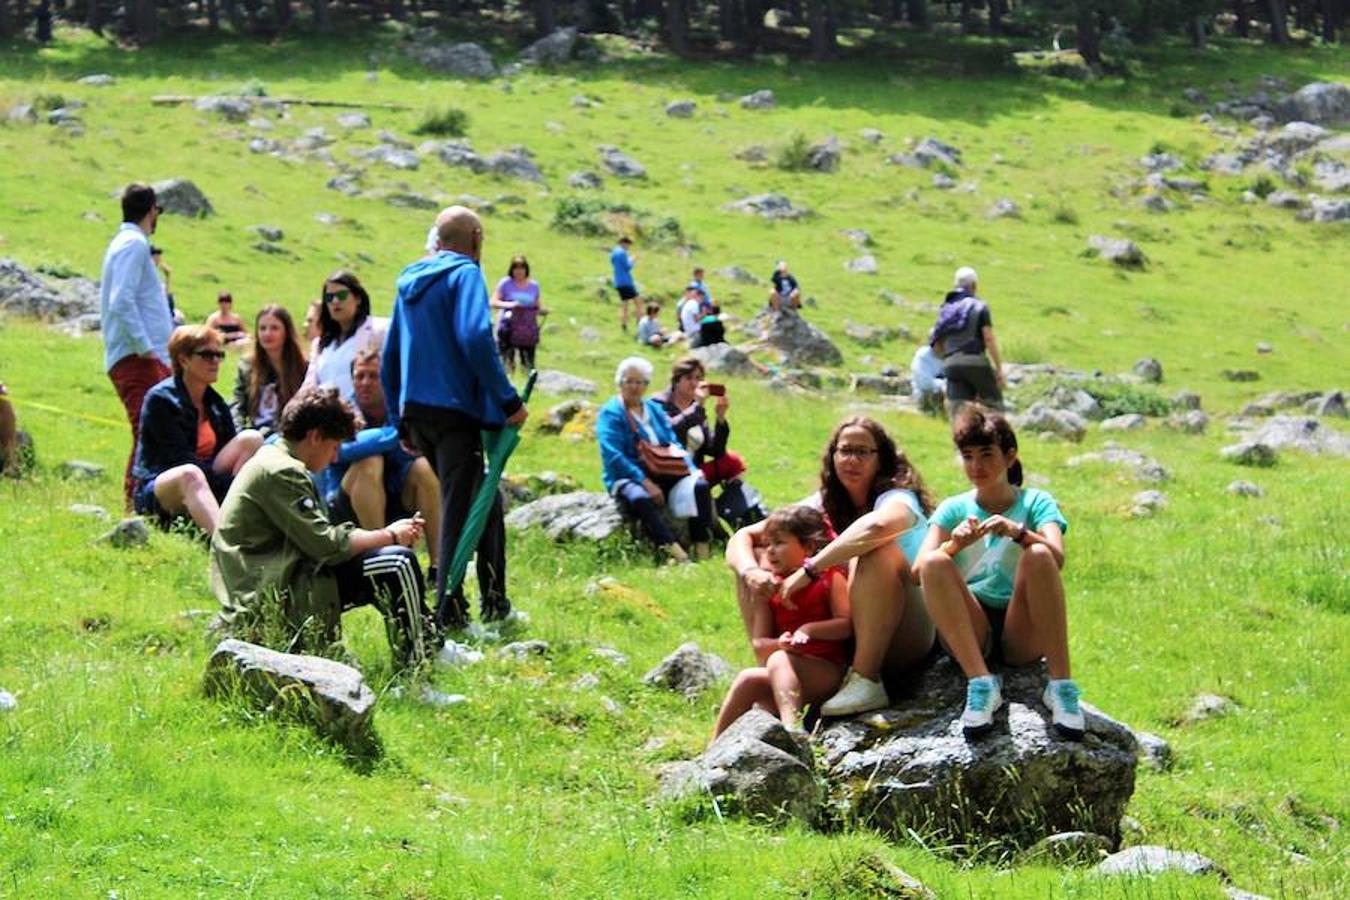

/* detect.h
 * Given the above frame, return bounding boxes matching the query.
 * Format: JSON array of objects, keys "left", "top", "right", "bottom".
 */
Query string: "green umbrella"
[{"left": 445, "top": 369, "right": 537, "bottom": 598}]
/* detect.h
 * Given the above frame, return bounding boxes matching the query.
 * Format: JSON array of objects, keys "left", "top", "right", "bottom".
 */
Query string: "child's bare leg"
[
  {"left": 777, "top": 652, "right": 847, "bottom": 725},
  {"left": 711, "top": 668, "right": 773, "bottom": 741},
  {"left": 1001, "top": 544, "right": 1071, "bottom": 678}
]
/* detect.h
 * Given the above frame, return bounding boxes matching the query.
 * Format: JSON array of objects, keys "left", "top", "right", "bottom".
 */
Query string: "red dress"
[{"left": 769, "top": 567, "right": 848, "bottom": 666}]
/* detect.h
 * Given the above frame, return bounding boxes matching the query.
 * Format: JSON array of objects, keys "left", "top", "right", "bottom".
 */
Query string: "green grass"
[{"left": 1, "top": 24, "right": 1348, "bottom": 899}]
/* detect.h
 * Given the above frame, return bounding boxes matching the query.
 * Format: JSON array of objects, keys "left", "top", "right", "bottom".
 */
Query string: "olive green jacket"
[{"left": 210, "top": 440, "right": 354, "bottom": 643}]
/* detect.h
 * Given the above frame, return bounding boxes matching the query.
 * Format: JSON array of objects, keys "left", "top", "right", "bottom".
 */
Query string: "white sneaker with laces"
[
  {"left": 961, "top": 675, "right": 1004, "bottom": 738},
  {"left": 820, "top": 671, "right": 889, "bottom": 717},
  {"left": 1043, "top": 679, "right": 1085, "bottom": 739}
]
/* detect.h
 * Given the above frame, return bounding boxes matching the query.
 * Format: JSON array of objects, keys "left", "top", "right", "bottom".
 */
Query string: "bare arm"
[
  {"left": 982, "top": 325, "right": 1005, "bottom": 386},
  {"left": 792, "top": 574, "right": 853, "bottom": 643},
  {"left": 748, "top": 595, "right": 779, "bottom": 665},
  {"left": 727, "top": 519, "right": 777, "bottom": 606},
  {"left": 348, "top": 515, "right": 424, "bottom": 555}
]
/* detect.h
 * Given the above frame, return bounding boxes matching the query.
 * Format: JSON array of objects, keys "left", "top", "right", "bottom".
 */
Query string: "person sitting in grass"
[
  {"left": 712, "top": 505, "right": 850, "bottom": 740},
  {"left": 636, "top": 302, "right": 685, "bottom": 349},
  {"left": 0, "top": 381, "right": 32, "bottom": 477},
  {"left": 230, "top": 304, "right": 308, "bottom": 438},
  {"left": 132, "top": 325, "right": 264, "bottom": 535},
  {"left": 206, "top": 291, "right": 249, "bottom": 348},
  {"left": 915, "top": 405, "right": 1083, "bottom": 740},
  {"left": 210, "top": 385, "right": 439, "bottom": 668}
]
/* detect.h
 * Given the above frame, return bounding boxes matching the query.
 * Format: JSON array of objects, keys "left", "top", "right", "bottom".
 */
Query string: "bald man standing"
[{"left": 382, "top": 206, "right": 528, "bottom": 629}]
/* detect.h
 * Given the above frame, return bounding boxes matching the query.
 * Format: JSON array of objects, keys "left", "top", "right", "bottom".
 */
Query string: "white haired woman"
[
  {"left": 928, "top": 266, "right": 1005, "bottom": 414},
  {"left": 596, "top": 356, "right": 715, "bottom": 562}
]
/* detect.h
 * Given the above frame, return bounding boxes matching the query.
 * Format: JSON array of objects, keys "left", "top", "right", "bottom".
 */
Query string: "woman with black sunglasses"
[
  {"left": 132, "top": 325, "right": 263, "bottom": 534},
  {"left": 303, "top": 271, "right": 387, "bottom": 399}
]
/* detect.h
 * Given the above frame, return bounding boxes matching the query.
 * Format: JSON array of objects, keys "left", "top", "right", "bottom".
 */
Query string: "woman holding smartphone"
[{"left": 656, "top": 356, "right": 745, "bottom": 488}]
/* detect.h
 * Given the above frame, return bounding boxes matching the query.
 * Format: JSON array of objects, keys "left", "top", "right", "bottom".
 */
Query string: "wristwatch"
[
  {"left": 1014, "top": 524, "right": 1029, "bottom": 546},
  {"left": 801, "top": 556, "right": 820, "bottom": 581}
]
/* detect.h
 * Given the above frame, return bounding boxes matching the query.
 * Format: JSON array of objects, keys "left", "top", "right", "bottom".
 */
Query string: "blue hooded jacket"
[{"left": 381, "top": 251, "right": 522, "bottom": 429}]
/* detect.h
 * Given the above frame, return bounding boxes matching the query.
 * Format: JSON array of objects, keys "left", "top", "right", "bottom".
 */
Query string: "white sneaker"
[
  {"left": 1043, "top": 679, "right": 1085, "bottom": 739},
  {"left": 820, "top": 671, "right": 889, "bottom": 717},
  {"left": 435, "top": 641, "right": 484, "bottom": 668},
  {"left": 961, "top": 675, "right": 1004, "bottom": 738}
]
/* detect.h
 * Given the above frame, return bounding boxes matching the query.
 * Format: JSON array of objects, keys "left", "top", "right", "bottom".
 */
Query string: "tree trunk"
[
  {"left": 1296, "top": 0, "right": 1312, "bottom": 30},
  {"left": 133, "top": 0, "right": 157, "bottom": 43},
  {"left": 665, "top": 0, "right": 688, "bottom": 52},
  {"left": 989, "top": 0, "right": 1004, "bottom": 34},
  {"left": 808, "top": 0, "right": 836, "bottom": 59},
  {"left": 534, "top": 0, "right": 555, "bottom": 35},
  {"left": 222, "top": 0, "right": 246, "bottom": 31},
  {"left": 720, "top": 0, "right": 744, "bottom": 40},
  {"left": 1264, "top": 0, "right": 1289, "bottom": 41},
  {"left": 312, "top": 0, "right": 328, "bottom": 31},
  {"left": 389, "top": 0, "right": 405, "bottom": 21},
  {"left": 1322, "top": 0, "right": 1337, "bottom": 40},
  {"left": 1233, "top": 0, "right": 1249, "bottom": 35},
  {"left": 906, "top": 0, "right": 928, "bottom": 28},
  {"left": 1190, "top": 14, "right": 1207, "bottom": 46},
  {"left": 959, "top": 0, "right": 973, "bottom": 32},
  {"left": 87, "top": 0, "right": 102, "bottom": 33},
  {"left": 273, "top": 0, "right": 291, "bottom": 26},
  {"left": 1075, "top": 1, "right": 1101, "bottom": 63}
]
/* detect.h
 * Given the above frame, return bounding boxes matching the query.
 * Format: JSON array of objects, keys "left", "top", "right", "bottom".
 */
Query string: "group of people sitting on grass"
[{"left": 608, "top": 238, "right": 732, "bottom": 350}]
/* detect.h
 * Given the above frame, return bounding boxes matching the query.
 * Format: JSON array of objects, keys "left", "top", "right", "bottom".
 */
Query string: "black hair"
[
  {"left": 121, "top": 183, "right": 157, "bottom": 223},
  {"left": 318, "top": 270, "right": 372, "bottom": 349},
  {"left": 279, "top": 385, "right": 358, "bottom": 442},
  {"left": 952, "top": 405, "right": 1023, "bottom": 486}
]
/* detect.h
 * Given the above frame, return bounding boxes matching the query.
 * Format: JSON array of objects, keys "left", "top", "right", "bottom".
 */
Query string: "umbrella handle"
[{"left": 521, "top": 368, "right": 538, "bottom": 404}]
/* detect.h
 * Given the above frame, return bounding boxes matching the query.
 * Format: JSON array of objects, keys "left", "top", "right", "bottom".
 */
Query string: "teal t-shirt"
[
  {"left": 930, "top": 487, "right": 1068, "bottom": 609},
  {"left": 873, "top": 488, "right": 929, "bottom": 563}
]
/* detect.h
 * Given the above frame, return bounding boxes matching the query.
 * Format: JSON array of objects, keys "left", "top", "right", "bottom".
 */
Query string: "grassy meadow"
[{"left": 1, "top": 23, "right": 1347, "bottom": 898}]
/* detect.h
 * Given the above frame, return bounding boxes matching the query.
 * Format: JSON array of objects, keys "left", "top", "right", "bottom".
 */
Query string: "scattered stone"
[
  {"left": 1172, "top": 390, "right": 1202, "bottom": 410},
  {"left": 1221, "top": 441, "right": 1277, "bottom": 467},
  {"left": 1046, "top": 384, "right": 1104, "bottom": 420},
  {"left": 843, "top": 321, "right": 900, "bottom": 346},
  {"left": 1222, "top": 369, "right": 1260, "bottom": 382},
  {"left": 7, "top": 104, "right": 36, "bottom": 124},
  {"left": 660, "top": 708, "right": 817, "bottom": 824},
  {"left": 1096, "top": 846, "right": 1224, "bottom": 878},
  {"left": 0, "top": 260, "right": 99, "bottom": 324},
  {"left": 739, "top": 89, "right": 775, "bottom": 110},
  {"left": 419, "top": 686, "right": 469, "bottom": 707},
  {"left": 99, "top": 517, "right": 150, "bottom": 549},
  {"left": 665, "top": 99, "right": 696, "bottom": 118},
  {"left": 1183, "top": 693, "right": 1238, "bottom": 724},
  {"left": 572, "top": 673, "right": 600, "bottom": 691},
  {"left": 0, "top": 691, "right": 16, "bottom": 712},
  {"left": 247, "top": 225, "right": 283, "bottom": 242},
  {"left": 859, "top": 128, "right": 884, "bottom": 144},
  {"left": 60, "top": 459, "right": 104, "bottom": 479},
  {"left": 1309, "top": 391, "right": 1347, "bottom": 418},
  {"left": 1275, "top": 81, "right": 1350, "bottom": 126},
  {"left": 538, "top": 400, "right": 597, "bottom": 436},
  {"left": 337, "top": 112, "right": 371, "bottom": 130},
  {"left": 1141, "top": 193, "right": 1174, "bottom": 213},
  {"left": 1139, "top": 152, "right": 1183, "bottom": 172},
  {"left": 755, "top": 308, "right": 843, "bottom": 367},
  {"left": 642, "top": 642, "right": 732, "bottom": 699},
  {"left": 1265, "top": 190, "right": 1304, "bottom": 209},
  {"left": 570, "top": 94, "right": 598, "bottom": 108},
  {"left": 1128, "top": 357, "right": 1162, "bottom": 383},
  {"left": 598, "top": 145, "right": 646, "bottom": 179},
  {"left": 1309, "top": 197, "right": 1350, "bottom": 222},
  {"left": 504, "top": 491, "right": 624, "bottom": 542},
  {"left": 722, "top": 193, "right": 810, "bottom": 220},
  {"left": 77, "top": 73, "right": 115, "bottom": 86},
  {"left": 1024, "top": 831, "right": 1113, "bottom": 865},
  {"left": 1248, "top": 415, "right": 1350, "bottom": 457},
  {"left": 806, "top": 136, "right": 841, "bottom": 172},
  {"left": 1130, "top": 490, "right": 1168, "bottom": 518},
  {"left": 1087, "top": 235, "right": 1147, "bottom": 268},
  {"left": 839, "top": 229, "right": 873, "bottom": 247},
  {"left": 520, "top": 26, "right": 578, "bottom": 65},
  {"left": 1165, "top": 410, "right": 1209, "bottom": 434},
  {"left": 69, "top": 503, "right": 110, "bottom": 520},
  {"left": 534, "top": 369, "right": 596, "bottom": 396},
  {"left": 850, "top": 374, "right": 907, "bottom": 395},
  {"left": 406, "top": 39, "right": 498, "bottom": 79},
  {"left": 716, "top": 265, "right": 759, "bottom": 284},
  {"left": 434, "top": 640, "right": 483, "bottom": 667},
  {"left": 567, "top": 171, "right": 603, "bottom": 190},
  {"left": 47, "top": 106, "right": 81, "bottom": 126},
  {"left": 591, "top": 646, "right": 629, "bottom": 666},
  {"left": 820, "top": 658, "right": 1138, "bottom": 848},
  {"left": 356, "top": 143, "right": 419, "bottom": 170},
  {"left": 1066, "top": 443, "right": 1169, "bottom": 482},
  {"left": 1134, "top": 731, "right": 1172, "bottom": 771},
  {"left": 734, "top": 144, "right": 768, "bottom": 164},
  {"left": 500, "top": 640, "right": 550, "bottom": 660},
  {"left": 204, "top": 639, "right": 376, "bottom": 753},
  {"left": 152, "top": 178, "right": 214, "bottom": 217},
  {"left": 1014, "top": 404, "right": 1088, "bottom": 442},
  {"left": 383, "top": 192, "right": 439, "bottom": 210},
  {"left": 1102, "top": 414, "right": 1146, "bottom": 431},
  {"left": 426, "top": 139, "right": 485, "bottom": 172},
  {"left": 845, "top": 255, "right": 878, "bottom": 275},
  {"left": 326, "top": 173, "right": 362, "bottom": 196},
  {"left": 1224, "top": 887, "right": 1272, "bottom": 900},
  {"left": 931, "top": 172, "right": 956, "bottom": 189},
  {"left": 1226, "top": 480, "right": 1264, "bottom": 498},
  {"left": 193, "top": 95, "right": 253, "bottom": 121},
  {"left": 987, "top": 198, "right": 1021, "bottom": 219},
  {"left": 912, "top": 136, "right": 962, "bottom": 167},
  {"left": 484, "top": 147, "right": 543, "bottom": 182}
]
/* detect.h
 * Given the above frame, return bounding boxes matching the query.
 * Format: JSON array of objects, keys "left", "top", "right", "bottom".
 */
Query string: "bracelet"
[
  {"left": 385, "top": 527, "right": 399, "bottom": 547},
  {"left": 1015, "top": 524, "right": 1029, "bottom": 546},
  {"left": 801, "top": 556, "right": 820, "bottom": 581}
]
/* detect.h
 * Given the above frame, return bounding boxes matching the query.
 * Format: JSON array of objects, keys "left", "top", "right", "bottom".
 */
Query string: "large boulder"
[
  {"left": 406, "top": 39, "right": 498, "bottom": 79},
  {"left": 1087, "top": 235, "right": 1146, "bottom": 269},
  {"left": 0, "top": 258, "right": 99, "bottom": 321},
  {"left": 1248, "top": 416, "right": 1350, "bottom": 457},
  {"left": 203, "top": 639, "right": 377, "bottom": 753},
  {"left": 484, "top": 147, "right": 543, "bottom": 182},
  {"left": 598, "top": 145, "right": 646, "bottom": 179},
  {"left": 661, "top": 708, "right": 819, "bottom": 824},
  {"left": 723, "top": 193, "right": 810, "bottom": 220},
  {"left": 1275, "top": 82, "right": 1350, "bottom": 126},
  {"left": 691, "top": 342, "right": 760, "bottom": 378},
  {"left": 503, "top": 491, "right": 625, "bottom": 541},
  {"left": 642, "top": 642, "right": 732, "bottom": 699},
  {"left": 756, "top": 309, "right": 843, "bottom": 367},
  {"left": 665, "top": 99, "right": 697, "bottom": 118},
  {"left": 428, "top": 139, "right": 487, "bottom": 172},
  {"left": 520, "top": 27, "right": 578, "bottom": 65},
  {"left": 152, "top": 178, "right": 215, "bottom": 217},
  {"left": 807, "top": 136, "right": 842, "bottom": 173},
  {"left": 820, "top": 659, "right": 1138, "bottom": 849},
  {"left": 1014, "top": 403, "right": 1088, "bottom": 442},
  {"left": 913, "top": 136, "right": 962, "bottom": 167},
  {"left": 534, "top": 369, "right": 597, "bottom": 396},
  {"left": 1309, "top": 197, "right": 1350, "bottom": 223}
]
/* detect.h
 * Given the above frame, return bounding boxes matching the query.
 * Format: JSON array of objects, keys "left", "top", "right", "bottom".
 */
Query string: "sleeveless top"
[{"left": 769, "top": 566, "right": 848, "bottom": 666}]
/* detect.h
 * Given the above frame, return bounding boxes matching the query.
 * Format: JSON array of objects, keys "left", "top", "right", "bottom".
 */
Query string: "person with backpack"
[
  {"left": 927, "top": 267, "right": 1005, "bottom": 414},
  {"left": 491, "top": 255, "right": 547, "bottom": 374}
]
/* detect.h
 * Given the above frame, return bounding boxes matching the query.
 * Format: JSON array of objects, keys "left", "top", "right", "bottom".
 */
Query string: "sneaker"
[
  {"left": 1043, "top": 679, "right": 1085, "bottom": 740},
  {"left": 961, "top": 675, "right": 1004, "bottom": 739},
  {"left": 820, "top": 671, "right": 889, "bottom": 717}
]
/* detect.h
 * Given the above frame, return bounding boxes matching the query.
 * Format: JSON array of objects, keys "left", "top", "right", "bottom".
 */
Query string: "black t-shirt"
[
  {"left": 771, "top": 271, "right": 799, "bottom": 297},
  {"left": 940, "top": 300, "right": 992, "bottom": 357}
]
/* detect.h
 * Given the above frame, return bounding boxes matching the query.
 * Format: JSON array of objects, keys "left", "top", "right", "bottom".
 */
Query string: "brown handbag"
[{"left": 629, "top": 412, "right": 691, "bottom": 478}]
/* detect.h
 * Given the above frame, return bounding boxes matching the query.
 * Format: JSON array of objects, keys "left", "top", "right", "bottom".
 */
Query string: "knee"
[
  {"left": 410, "top": 456, "right": 438, "bottom": 491},
  {"left": 918, "top": 549, "right": 955, "bottom": 578},
  {"left": 346, "top": 455, "right": 384, "bottom": 486},
  {"left": 1022, "top": 541, "right": 1057, "bottom": 569},
  {"left": 237, "top": 429, "right": 264, "bottom": 451}
]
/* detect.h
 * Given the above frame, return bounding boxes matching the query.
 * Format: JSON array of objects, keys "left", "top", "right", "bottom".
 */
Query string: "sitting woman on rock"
[
  {"left": 230, "top": 304, "right": 308, "bottom": 437},
  {"left": 727, "top": 416, "right": 936, "bottom": 717},
  {"left": 596, "top": 356, "right": 714, "bottom": 563},
  {"left": 132, "top": 325, "right": 264, "bottom": 534},
  {"left": 712, "top": 505, "right": 850, "bottom": 739},
  {"left": 915, "top": 406, "right": 1082, "bottom": 740}
]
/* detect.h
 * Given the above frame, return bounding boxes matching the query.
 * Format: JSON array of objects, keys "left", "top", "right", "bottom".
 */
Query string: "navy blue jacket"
[
  {"left": 132, "top": 375, "right": 236, "bottom": 499},
  {"left": 381, "top": 251, "right": 522, "bottom": 429}
]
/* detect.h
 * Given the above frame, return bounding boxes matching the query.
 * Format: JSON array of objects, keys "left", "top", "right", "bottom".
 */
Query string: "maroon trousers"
[{"left": 108, "top": 354, "right": 171, "bottom": 508}]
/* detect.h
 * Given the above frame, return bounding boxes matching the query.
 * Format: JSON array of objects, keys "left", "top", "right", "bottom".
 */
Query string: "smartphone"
[{"left": 707, "top": 383, "right": 726, "bottom": 396}]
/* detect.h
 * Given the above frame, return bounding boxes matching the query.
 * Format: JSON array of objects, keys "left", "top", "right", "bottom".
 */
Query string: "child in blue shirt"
[{"left": 915, "top": 406, "right": 1085, "bottom": 740}]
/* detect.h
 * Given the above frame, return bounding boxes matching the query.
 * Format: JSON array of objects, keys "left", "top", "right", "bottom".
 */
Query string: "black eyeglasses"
[
  {"left": 323, "top": 289, "right": 352, "bottom": 304},
  {"left": 193, "top": 350, "right": 226, "bottom": 361},
  {"left": 835, "top": 446, "right": 878, "bottom": 459}
]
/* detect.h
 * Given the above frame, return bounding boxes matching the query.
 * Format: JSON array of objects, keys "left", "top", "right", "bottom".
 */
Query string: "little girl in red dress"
[{"left": 712, "top": 505, "right": 852, "bottom": 739}]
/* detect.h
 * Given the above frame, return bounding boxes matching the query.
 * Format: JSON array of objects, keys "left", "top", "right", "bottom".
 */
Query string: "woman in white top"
[{"left": 304, "top": 271, "right": 386, "bottom": 399}]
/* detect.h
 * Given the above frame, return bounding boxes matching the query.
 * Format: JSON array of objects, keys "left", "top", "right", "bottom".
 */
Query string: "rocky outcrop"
[
  {"left": 533, "top": 369, "right": 597, "bottom": 396},
  {"left": 520, "top": 27, "right": 578, "bottom": 65},
  {"left": 691, "top": 342, "right": 760, "bottom": 378},
  {"left": 723, "top": 193, "right": 810, "bottom": 220},
  {"left": 1087, "top": 235, "right": 1146, "bottom": 269},
  {"left": 406, "top": 37, "right": 497, "bottom": 79},
  {"left": 0, "top": 258, "right": 99, "bottom": 321},
  {"left": 152, "top": 178, "right": 215, "bottom": 217},
  {"left": 642, "top": 642, "right": 733, "bottom": 699},
  {"left": 503, "top": 491, "right": 625, "bottom": 542},
  {"left": 1275, "top": 82, "right": 1350, "bottom": 126},
  {"left": 756, "top": 308, "right": 842, "bottom": 367}
]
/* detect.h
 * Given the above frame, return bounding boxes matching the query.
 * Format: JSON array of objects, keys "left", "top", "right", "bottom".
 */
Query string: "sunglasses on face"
[
  {"left": 193, "top": 349, "right": 226, "bottom": 361},
  {"left": 323, "top": 289, "right": 352, "bottom": 304}
]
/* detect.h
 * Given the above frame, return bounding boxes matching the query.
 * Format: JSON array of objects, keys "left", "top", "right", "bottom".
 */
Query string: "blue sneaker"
[
  {"left": 1043, "top": 679, "right": 1085, "bottom": 739},
  {"left": 961, "top": 675, "right": 1004, "bottom": 738}
]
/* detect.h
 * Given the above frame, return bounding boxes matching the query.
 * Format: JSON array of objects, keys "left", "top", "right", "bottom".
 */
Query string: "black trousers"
[
  {"left": 614, "top": 473, "right": 713, "bottom": 547},
  {"left": 331, "top": 546, "right": 437, "bottom": 666},
  {"left": 404, "top": 415, "right": 508, "bottom": 627}
]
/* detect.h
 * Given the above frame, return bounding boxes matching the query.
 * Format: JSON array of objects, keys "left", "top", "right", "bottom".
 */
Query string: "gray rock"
[
  {"left": 722, "top": 193, "right": 810, "bottom": 220},
  {"left": 1183, "top": 693, "right": 1237, "bottom": 724},
  {"left": 383, "top": 192, "right": 439, "bottom": 210},
  {"left": 69, "top": 503, "right": 109, "bottom": 520},
  {"left": 845, "top": 254, "right": 878, "bottom": 275},
  {"left": 1141, "top": 193, "right": 1174, "bottom": 213},
  {"left": 520, "top": 27, "right": 578, "bottom": 65},
  {"left": 1139, "top": 152, "right": 1183, "bottom": 172},
  {"left": 598, "top": 144, "right": 646, "bottom": 179},
  {"left": 1133, "top": 731, "right": 1172, "bottom": 771},
  {"left": 570, "top": 94, "right": 598, "bottom": 108},
  {"left": 1221, "top": 441, "right": 1277, "bottom": 466},
  {"left": 567, "top": 170, "right": 603, "bottom": 190},
  {"left": 1014, "top": 404, "right": 1088, "bottom": 442},
  {"left": 578, "top": 326, "right": 602, "bottom": 343},
  {"left": 504, "top": 491, "right": 624, "bottom": 542},
  {"left": 336, "top": 112, "right": 370, "bottom": 129},
  {"left": 756, "top": 308, "right": 842, "bottom": 367},
  {"left": 1088, "top": 235, "right": 1147, "bottom": 268},
  {"left": 1067, "top": 444, "right": 1170, "bottom": 482},
  {"left": 356, "top": 143, "right": 419, "bottom": 170},
  {"left": 806, "top": 136, "right": 841, "bottom": 172},
  {"left": 1309, "top": 391, "right": 1347, "bottom": 417},
  {"left": 60, "top": 459, "right": 104, "bottom": 479},
  {"left": 850, "top": 374, "right": 907, "bottom": 395},
  {"left": 500, "top": 639, "right": 550, "bottom": 659},
  {"left": 1097, "top": 846, "right": 1223, "bottom": 878},
  {"left": 716, "top": 266, "right": 759, "bottom": 284},
  {"left": 642, "top": 641, "right": 732, "bottom": 699},
  {"left": 429, "top": 139, "right": 486, "bottom": 172},
  {"left": 839, "top": 228, "right": 873, "bottom": 246},
  {"left": 1172, "top": 390, "right": 1202, "bottom": 410},
  {"left": 661, "top": 708, "right": 817, "bottom": 824},
  {"left": 1024, "top": 831, "right": 1113, "bottom": 865},
  {"left": 1047, "top": 384, "right": 1104, "bottom": 420},
  {"left": 913, "top": 136, "right": 962, "bottom": 167},
  {"left": 1221, "top": 368, "right": 1261, "bottom": 382},
  {"left": 1256, "top": 341, "right": 1273, "bottom": 354},
  {"left": 99, "top": 517, "right": 150, "bottom": 549},
  {"left": 248, "top": 137, "right": 281, "bottom": 154},
  {"left": 500, "top": 471, "right": 582, "bottom": 509},
  {"left": 591, "top": 646, "right": 628, "bottom": 667},
  {"left": 931, "top": 173, "right": 956, "bottom": 189},
  {"left": 1310, "top": 197, "right": 1350, "bottom": 222},
  {"left": 46, "top": 106, "right": 81, "bottom": 126},
  {"left": 1226, "top": 480, "right": 1264, "bottom": 497},
  {"left": 665, "top": 99, "right": 696, "bottom": 118},
  {"left": 152, "top": 178, "right": 214, "bottom": 217},
  {"left": 193, "top": 95, "right": 253, "bottom": 121},
  {"left": 78, "top": 73, "right": 116, "bottom": 86},
  {"left": 1270, "top": 120, "right": 1329, "bottom": 153},
  {"left": 859, "top": 128, "right": 884, "bottom": 144},
  {"left": 1224, "top": 887, "right": 1272, "bottom": 900},
  {"left": 1102, "top": 414, "right": 1146, "bottom": 431},
  {"left": 1165, "top": 410, "right": 1209, "bottom": 434},
  {"left": 1249, "top": 415, "right": 1350, "bottom": 457},
  {"left": 1275, "top": 81, "right": 1350, "bottom": 126},
  {"left": 248, "top": 225, "right": 284, "bottom": 242},
  {"left": 204, "top": 639, "right": 376, "bottom": 753},
  {"left": 1130, "top": 491, "right": 1167, "bottom": 518},
  {"left": 407, "top": 40, "right": 497, "bottom": 79},
  {"left": 1203, "top": 152, "right": 1246, "bottom": 175},
  {"left": 484, "top": 148, "right": 543, "bottom": 182},
  {"left": 1266, "top": 190, "right": 1304, "bottom": 209},
  {"left": 987, "top": 198, "right": 1022, "bottom": 219},
  {"left": 843, "top": 320, "right": 899, "bottom": 346},
  {"left": 539, "top": 399, "right": 597, "bottom": 434},
  {"left": 739, "top": 89, "right": 776, "bottom": 110},
  {"left": 326, "top": 173, "right": 362, "bottom": 196},
  {"left": 534, "top": 369, "right": 597, "bottom": 396},
  {"left": 1132, "top": 357, "right": 1163, "bottom": 383},
  {"left": 821, "top": 659, "right": 1137, "bottom": 849},
  {"left": 0, "top": 258, "right": 100, "bottom": 321},
  {"left": 7, "top": 104, "right": 36, "bottom": 124},
  {"left": 572, "top": 673, "right": 600, "bottom": 691},
  {"left": 691, "top": 342, "right": 759, "bottom": 378},
  {"left": 734, "top": 144, "right": 768, "bottom": 163}
]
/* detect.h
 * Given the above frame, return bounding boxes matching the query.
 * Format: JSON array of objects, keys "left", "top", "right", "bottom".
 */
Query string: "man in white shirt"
[
  {"left": 101, "top": 183, "right": 174, "bottom": 507},
  {"left": 678, "top": 284, "right": 704, "bottom": 347}
]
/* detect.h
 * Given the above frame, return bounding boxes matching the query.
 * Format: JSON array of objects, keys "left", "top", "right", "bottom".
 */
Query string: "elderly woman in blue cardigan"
[{"left": 597, "top": 355, "right": 715, "bottom": 563}]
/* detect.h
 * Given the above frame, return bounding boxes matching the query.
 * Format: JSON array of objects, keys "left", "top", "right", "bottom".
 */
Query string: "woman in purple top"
[{"left": 490, "top": 255, "right": 548, "bottom": 373}]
